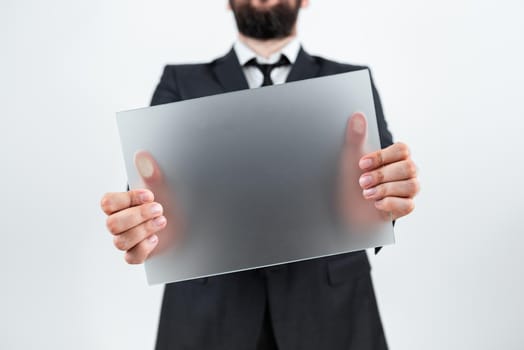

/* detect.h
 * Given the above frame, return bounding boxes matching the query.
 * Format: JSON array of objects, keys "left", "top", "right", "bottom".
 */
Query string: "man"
[{"left": 101, "top": 0, "right": 419, "bottom": 349}]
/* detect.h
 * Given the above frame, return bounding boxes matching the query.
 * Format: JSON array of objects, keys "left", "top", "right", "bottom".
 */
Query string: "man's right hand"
[
  {"left": 101, "top": 151, "right": 176, "bottom": 264},
  {"left": 101, "top": 189, "right": 166, "bottom": 264}
]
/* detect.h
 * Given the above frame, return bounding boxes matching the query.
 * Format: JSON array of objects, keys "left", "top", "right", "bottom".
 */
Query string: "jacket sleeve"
[
  {"left": 368, "top": 70, "right": 394, "bottom": 149},
  {"left": 126, "top": 66, "right": 183, "bottom": 191},
  {"left": 150, "top": 65, "right": 183, "bottom": 106}
]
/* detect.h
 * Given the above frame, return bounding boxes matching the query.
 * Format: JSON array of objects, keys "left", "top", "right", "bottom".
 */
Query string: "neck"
[{"left": 238, "top": 31, "right": 296, "bottom": 59}]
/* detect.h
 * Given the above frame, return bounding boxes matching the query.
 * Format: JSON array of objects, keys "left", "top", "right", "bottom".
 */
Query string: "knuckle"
[
  {"left": 100, "top": 194, "right": 113, "bottom": 214},
  {"left": 145, "top": 219, "right": 159, "bottom": 235},
  {"left": 139, "top": 204, "right": 152, "bottom": 221},
  {"left": 380, "top": 197, "right": 391, "bottom": 210},
  {"left": 125, "top": 243, "right": 149, "bottom": 265},
  {"left": 405, "top": 200, "right": 415, "bottom": 214},
  {"left": 376, "top": 150, "right": 384, "bottom": 166},
  {"left": 411, "top": 179, "right": 421, "bottom": 195},
  {"left": 124, "top": 252, "right": 141, "bottom": 265},
  {"left": 130, "top": 189, "right": 148, "bottom": 206},
  {"left": 397, "top": 142, "right": 410, "bottom": 158},
  {"left": 405, "top": 179, "right": 415, "bottom": 192},
  {"left": 128, "top": 191, "right": 139, "bottom": 206},
  {"left": 141, "top": 189, "right": 155, "bottom": 202},
  {"left": 405, "top": 161, "right": 417, "bottom": 178},
  {"left": 375, "top": 169, "right": 385, "bottom": 184},
  {"left": 377, "top": 183, "right": 388, "bottom": 198},
  {"left": 113, "top": 235, "right": 128, "bottom": 251},
  {"left": 105, "top": 216, "right": 120, "bottom": 235},
  {"left": 411, "top": 162, "right": 418, "bottom": 177}
]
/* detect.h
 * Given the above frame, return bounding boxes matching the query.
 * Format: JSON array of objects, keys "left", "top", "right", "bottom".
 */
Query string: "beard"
[{"left": 230, "top": 0, "right": 302, "bottom": 40}]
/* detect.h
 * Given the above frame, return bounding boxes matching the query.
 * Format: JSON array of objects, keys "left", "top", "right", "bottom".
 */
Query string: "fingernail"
[
  {"left": 352, "top": 117, "right": 365, "bottom": 134},
  {"left": 363, "top": 187, "right": 376, "bottom": 197},
  {"left": 359, "top": 175, "right": 372, "bottom": 187},
  {"left": 359, "top": 158, "right": 373, "bottom": 169},
  {"left": 150, "top": 203, "right": 163, "bottom": 215},
  {"left": 152, "top": 216, "right": 166, "bottom": 227},
  {"left": 375, "top": 200, "right": 383, "bottom": 208},
  {"left": 139, "top": 190, "right": 153, "bottom": 203},
  {"left": 136, "top": 156, "right": 154, "bottom": 179},
  {"left": 148, "top": 235, "right": 158, "bottom": 244}
]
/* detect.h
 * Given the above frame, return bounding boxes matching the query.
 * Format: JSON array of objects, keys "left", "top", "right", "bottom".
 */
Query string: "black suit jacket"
[{"left": 151, "top": 47, "right": 392, "bottom": 350}]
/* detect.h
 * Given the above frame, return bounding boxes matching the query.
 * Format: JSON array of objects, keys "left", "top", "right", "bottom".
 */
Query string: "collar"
[
  {"left": 234, "top": 37, "right": 301, "bottom": 66},
  {"left": 212, "top": 45, "right": 320, "bottom": 93}
]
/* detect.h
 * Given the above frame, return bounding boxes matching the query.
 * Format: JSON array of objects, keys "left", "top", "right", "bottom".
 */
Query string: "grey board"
[{"left": 116, "top": 69, "right": 394, "bottom": 285}]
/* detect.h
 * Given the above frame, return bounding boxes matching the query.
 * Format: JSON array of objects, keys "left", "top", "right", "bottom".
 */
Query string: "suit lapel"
[
  {"left": 212, "top": 48, "right": 250, "bottom": 92},
  {"left": 286, "top": 47, "right": 321, "bottom": 83}
]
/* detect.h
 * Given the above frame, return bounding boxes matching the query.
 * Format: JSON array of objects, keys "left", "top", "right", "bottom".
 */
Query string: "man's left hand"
[
  {"left": 341, "top": 112, "right": 420, "bottom": 223},
  {"left": 353, "top": 117, "right": 420, "bottom": 220}
]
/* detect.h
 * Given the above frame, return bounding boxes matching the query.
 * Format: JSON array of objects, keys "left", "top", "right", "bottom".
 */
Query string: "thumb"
[
  {"left": 345, "top": 112, "right": 367, "bottom": 149},
  {"left": 134, "top": 150, "right": 164, "bottom": 186},
  {"left": 133, "top": 150, "right": 181, "bottom": 256}
]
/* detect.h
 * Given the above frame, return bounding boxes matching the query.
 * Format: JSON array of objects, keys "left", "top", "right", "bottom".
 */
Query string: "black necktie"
[{"left": 245, "top": 55, "right": 291, "bottom": 87}]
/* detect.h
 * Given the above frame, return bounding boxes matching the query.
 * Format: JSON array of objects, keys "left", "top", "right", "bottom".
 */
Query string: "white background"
[{"left": 2, "top": 0, "right": 524, "bottom": 349}]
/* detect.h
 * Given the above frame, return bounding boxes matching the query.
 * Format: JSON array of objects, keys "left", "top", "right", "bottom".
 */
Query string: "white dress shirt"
[{"left": 233, "top": 38, "right": 301, "bottom": 89}]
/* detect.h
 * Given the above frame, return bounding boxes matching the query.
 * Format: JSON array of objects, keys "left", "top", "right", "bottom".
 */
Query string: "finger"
[
  {"left": 100, "top": 189, "right": 154, "bottom": 215},
  {"left": 124, "top": 234, "right": 159, "bottom": 264},
  {"left": 359, "top": 159, "right": 417, "bottom": 189},
  {"left": 113, "top": 216, "right": 167, "bottom": 251},
  {"left": 359, "top": 142, "right": 411, "bottom": 171},
  {"left": 134, "top": 151, "right": 164, "bottom": 186},
  {"left": 362, "top": 178, "right": 420, "bottom": 200},
  {"left": 374, "top": 197, "right": 415, "bottom": 220},
  {"left": 345, "top": 112, "right": 368, "bottom": 148},
  {"left": 106, "top": 202, "right": 163, "bottom": 235}
]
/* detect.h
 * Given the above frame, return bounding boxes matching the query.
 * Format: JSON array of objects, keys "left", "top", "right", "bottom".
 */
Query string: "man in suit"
[{"left": 100, "top": 0, "right": 419, "bottom": 349}]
